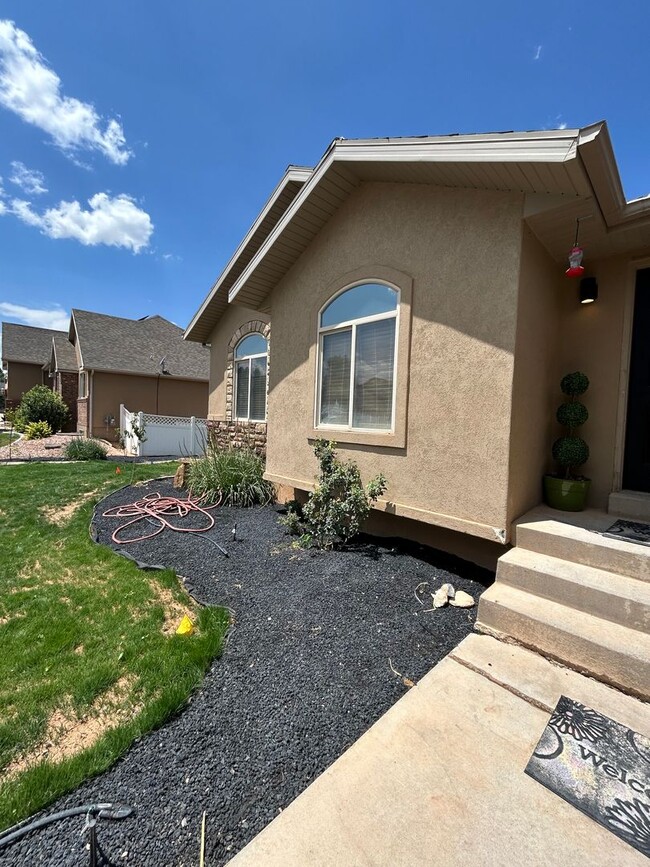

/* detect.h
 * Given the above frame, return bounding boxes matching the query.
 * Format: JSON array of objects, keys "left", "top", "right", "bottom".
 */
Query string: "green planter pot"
[{"left": 543, "top": 475, "right": 591, "bottom": 512}]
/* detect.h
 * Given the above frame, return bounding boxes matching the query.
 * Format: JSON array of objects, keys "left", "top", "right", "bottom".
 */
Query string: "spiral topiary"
[{"left": 552, "top": 371, "right": 590, "bottom": 479}]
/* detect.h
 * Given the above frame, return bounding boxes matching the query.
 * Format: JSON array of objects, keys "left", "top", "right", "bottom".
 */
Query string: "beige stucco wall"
[
  {"left": 264, "top": 181, "right": 525, "bottom": 542},
  {"left": 507, "top": 227, "right": 564, "bottom": 522},
  {"left": 90, "top": 372, "right": 208, "bottom": 439},
  {"left": 6, "top": 361, "right": 48, "bottom": 404},
  {"left": 208, "top": 304, "right": 270, "bottom": 419}
]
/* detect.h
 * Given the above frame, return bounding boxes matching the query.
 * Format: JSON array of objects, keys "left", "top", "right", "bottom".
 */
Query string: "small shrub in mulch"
[{"left": 64, "top": 438, "right": 108, "bottom": 461}]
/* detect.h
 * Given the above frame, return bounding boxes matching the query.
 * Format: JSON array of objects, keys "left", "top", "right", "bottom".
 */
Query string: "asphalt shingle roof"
[
  {"left": 72, "top": 310, "right": 209, "bottom": 380},
  {"left": 52, "top": 334, "right": 79, "bottom": 372},
  {"left": 1, "top": 322, "right": 66, "bottom": 365}
]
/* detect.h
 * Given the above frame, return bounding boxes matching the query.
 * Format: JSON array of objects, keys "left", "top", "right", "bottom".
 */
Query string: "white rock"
[
  {"left": 450, "top": 590, "right": 475, "bottom": 608},
  {"left": 432, "top": 586, "right": 449, "bottom": 608}
]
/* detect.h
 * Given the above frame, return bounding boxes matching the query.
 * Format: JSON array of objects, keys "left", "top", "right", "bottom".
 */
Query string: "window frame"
[
  {"left": 234, "top": 335, "right": 268, "bottom": 422},
  {"left": 315, "top": 281, "right": 400, "bottom": 434},
  {"left": 78, "top": 371, "right": 88, "bottom": 399}
]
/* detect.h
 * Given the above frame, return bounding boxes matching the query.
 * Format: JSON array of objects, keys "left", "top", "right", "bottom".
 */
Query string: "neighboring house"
[
  {"left": 1, "top": 322, "right": 63, "bottom": 408},
  {"left": 69, "top": 310, "right": 209, "bottom": 440},
  {"left": 186, "top": 121, "right": 650, "bottom": 570}
]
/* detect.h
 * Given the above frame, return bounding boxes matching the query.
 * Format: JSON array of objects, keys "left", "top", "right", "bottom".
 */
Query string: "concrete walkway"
[{"left": 229, "top": 634, "right": 649, "bottom": 866}]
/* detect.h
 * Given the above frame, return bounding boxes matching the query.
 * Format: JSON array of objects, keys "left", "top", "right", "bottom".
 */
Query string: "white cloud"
[
  {"left": 558, "top": 121, "right": 567, "bottom": 130},
  {"left": 0, "top": 20, "right": 132, "bottom": 165},
  {"left": 6, "top": 192, "right": 153, "bottom": 252},
  {"left": 533, "top": 45, "right": 542, "bottom": 61},
  {"left": 161, "top": 252, "right": 182, "bottom": 262},
  {"left": 0, "top": 176, "right": 5, "bottom": 214},
  {"left": 9, "top": 160, "right": 47, "bottom": 194},
  {"left": 0, "top": 301, "right": 69, "bottom": 331}
]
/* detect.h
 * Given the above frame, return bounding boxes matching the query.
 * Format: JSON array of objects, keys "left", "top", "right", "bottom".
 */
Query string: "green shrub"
[
  {"left": 64, "top": 438, "right": 108, "bottom": 461},
  {"left": 23, "top": 420, "right": 52, "bottom": 440},
  {"left": 18, "top": 386, "right": 69, "bottom": 432},
  {"left": 188, "top": 446, "right": 275, "bottom": 507},
  {"left": 282, "top": 439, "right": 387, "bottom": 549},
  {"left": 556, "top": 401, "right": 588, "bottom": 429}
]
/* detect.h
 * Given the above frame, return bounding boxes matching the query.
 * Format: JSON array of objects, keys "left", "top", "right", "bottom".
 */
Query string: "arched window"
[
  {"left": 234, "top": 333, "right": 268, "bottom": 421},
  {"left": 317, "top": 282, "right": 398, "bottom": 431}
]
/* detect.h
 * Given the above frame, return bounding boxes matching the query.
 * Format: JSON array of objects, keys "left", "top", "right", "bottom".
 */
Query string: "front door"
[{"left": 623, "top": 268, "right": 650, "bottom": 492}]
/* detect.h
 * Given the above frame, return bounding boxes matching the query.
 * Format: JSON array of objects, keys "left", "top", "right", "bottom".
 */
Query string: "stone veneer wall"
[
  {"left": 207, "top": 420, "right": 267, "bottom": 457},
  {"left": 207, "top": 319, "right": 271, "bottom": 456}
]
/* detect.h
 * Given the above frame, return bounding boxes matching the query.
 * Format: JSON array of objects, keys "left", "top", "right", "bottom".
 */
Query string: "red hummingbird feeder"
[{"left": 566, "top": 219, "right": 585, "bottom": 278}]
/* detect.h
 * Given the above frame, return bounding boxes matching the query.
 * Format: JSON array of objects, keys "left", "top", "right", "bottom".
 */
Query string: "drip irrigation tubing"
[{"left": 102, "top": 491, "right": 222, "bottom": 544}]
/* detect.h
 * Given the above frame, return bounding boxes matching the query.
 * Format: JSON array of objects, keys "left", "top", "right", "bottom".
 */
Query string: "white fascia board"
[
  {"left": 227, "top": 130, "right": 583, "bottom": 305},
  {"left": 184, "top": 167, "right": 312, "bottom": 341},
  {"left": 333, "top": 132, "right": 580, "bottom": 164}
]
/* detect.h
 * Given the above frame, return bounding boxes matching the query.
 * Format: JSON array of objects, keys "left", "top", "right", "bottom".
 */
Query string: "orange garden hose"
[{"left": 103, "top": 491, "right": 222, "bottom": 544}]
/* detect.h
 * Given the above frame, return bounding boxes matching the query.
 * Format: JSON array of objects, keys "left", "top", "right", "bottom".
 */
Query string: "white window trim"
[
  {"left": 78, "top": 371, "right": 88, "bottom": 399},
  {"left": 234, "top": 342, "right": 268, "bottom": 422},
  {"left": 315, "top": 281, "right": 400, "bottom": 434}
]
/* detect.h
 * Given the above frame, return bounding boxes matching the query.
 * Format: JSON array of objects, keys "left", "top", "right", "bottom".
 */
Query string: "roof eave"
[{"left": 184, "top": 166, "right": 312, "bottom": 343}]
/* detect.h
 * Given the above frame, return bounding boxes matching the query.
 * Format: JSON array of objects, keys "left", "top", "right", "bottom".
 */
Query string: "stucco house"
[
  {"left": 68, "top": 310, "right": 210, "bottom": 440},
  {"left": 1, "top": 322, "right": 62, "bottom": 408},
  {"left": 185, "top": 121, "right": 650, "bottom": 698}
]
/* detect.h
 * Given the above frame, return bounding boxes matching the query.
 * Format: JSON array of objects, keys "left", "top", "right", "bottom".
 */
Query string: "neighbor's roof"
[
  {"left": 70, "top": 309, "right": 209, "bottom": 380},
  {"left": 51, "top": 333, "right": 79, "bottom": 372},
  {"left": 1, "top": 322, "right": 67, "bottom": 365},
  {"left": 185, "top": 121, "right": 650, "bottom": 338}
]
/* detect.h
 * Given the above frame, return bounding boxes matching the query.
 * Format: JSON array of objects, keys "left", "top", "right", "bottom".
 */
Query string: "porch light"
[{"left": 579, "top": 277, "right": 598, "bottom": 304}]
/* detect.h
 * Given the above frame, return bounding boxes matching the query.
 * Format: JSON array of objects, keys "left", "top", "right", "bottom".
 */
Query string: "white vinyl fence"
[{"left": 120, "top": 405, "right": 208, "bottom": 457}]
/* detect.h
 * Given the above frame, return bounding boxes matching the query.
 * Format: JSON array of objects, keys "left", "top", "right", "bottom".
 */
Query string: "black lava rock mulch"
[{"left": 4, "top": 479, "right": 492, "bottom": 866}]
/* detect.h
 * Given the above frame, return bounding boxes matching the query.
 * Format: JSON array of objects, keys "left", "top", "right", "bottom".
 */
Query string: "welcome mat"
[
  {"left": 525, "top": 696, "right": 650, "bottom": 856},
  {"left": 603, "top": 519, "right": 650, "bottom": 547}
]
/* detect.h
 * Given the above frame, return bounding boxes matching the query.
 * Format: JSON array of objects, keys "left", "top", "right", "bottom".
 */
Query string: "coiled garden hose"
[{"left": 0, "top": 802, "right": 134, "bottom": 851}]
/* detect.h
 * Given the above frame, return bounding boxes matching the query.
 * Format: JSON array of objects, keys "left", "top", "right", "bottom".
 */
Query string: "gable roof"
[
  {"left": 51, "top": 333, "right": 79, "bottom": 372},
  {"left": 70, "top": 309, "right": 209, "bottom": 380},
  {"left": 185, "top": 165, "right": 312, "bottom": 343},
  {"left": 186, "top": 121, "right": 650, "bottom": 335},
  {"left": 1, "top": 322, "right": 67, "bottom": 365}
]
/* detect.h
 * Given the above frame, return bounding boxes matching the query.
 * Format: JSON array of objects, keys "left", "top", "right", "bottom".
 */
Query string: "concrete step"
[
  {"left": 496, "top": 547, "right": 650, "bottom": 632},
  {"left": 476, "top": 582, "right": 650, "bottom": 701},
  {"left": 515, "top": 517, "right": 650, "bottom": 582}
]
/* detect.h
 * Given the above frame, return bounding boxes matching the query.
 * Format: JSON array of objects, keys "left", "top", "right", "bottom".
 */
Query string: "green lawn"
[
  {"left": 0, "top": 461, "right": 229, "bottom": 829},
  {"left": 0, "top": 432, "right": 18, "bottom": 448}
]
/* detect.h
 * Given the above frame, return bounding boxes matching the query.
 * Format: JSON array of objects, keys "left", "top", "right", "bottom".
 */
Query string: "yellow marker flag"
[{"left": 176, "top": 615, "right": 194, "bottom": 636}]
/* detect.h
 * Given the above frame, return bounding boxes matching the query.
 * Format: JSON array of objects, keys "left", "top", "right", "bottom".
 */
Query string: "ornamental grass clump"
[
  {"left": 188, "top": 445, "right": 275, "bottom": 507},
  {"left": 64, "top": 438, "right": 108, "bottom": 461},
  {"left": 23, "top": 420, "right": 52, "bottom": 440},
  {"left": 552, "top": 371, "right": 590, "bottom": 479},
  {"left": 282, "top": 439, "right": 387, "bottom": 549}
]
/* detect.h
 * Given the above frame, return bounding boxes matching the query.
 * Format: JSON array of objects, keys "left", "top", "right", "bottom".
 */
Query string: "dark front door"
[{"left": 623, "top": 268, "right": 650, "bottom": 492}]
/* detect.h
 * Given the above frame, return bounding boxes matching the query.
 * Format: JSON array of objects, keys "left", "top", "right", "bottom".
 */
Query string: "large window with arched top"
[
  {"left": 234, "top": 333, "right": 268, "bottom": 421},
  {"left": 317, "top": 282, "right": 398, "bottom": 431}
]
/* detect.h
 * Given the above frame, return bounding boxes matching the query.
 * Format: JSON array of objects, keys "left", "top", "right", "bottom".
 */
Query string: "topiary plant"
[
  {"left": 282, "top": 439, "right": 387, "bottom": 549},
  {"left": 18, "top": 385, "right": 69, "bottom": 433},
  {"left": 552, "top": 372, "right": 590, "bottom": 479}
]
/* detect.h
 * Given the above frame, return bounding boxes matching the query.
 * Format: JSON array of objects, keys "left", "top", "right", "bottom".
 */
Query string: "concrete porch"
[{"left": 476, "top": 504, "right": 650, "bottom": 701}]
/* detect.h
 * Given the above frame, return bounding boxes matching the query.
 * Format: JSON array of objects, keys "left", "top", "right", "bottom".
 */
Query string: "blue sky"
[{"left": 0, "top": 1, "right": 648, "bottom": 337}]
